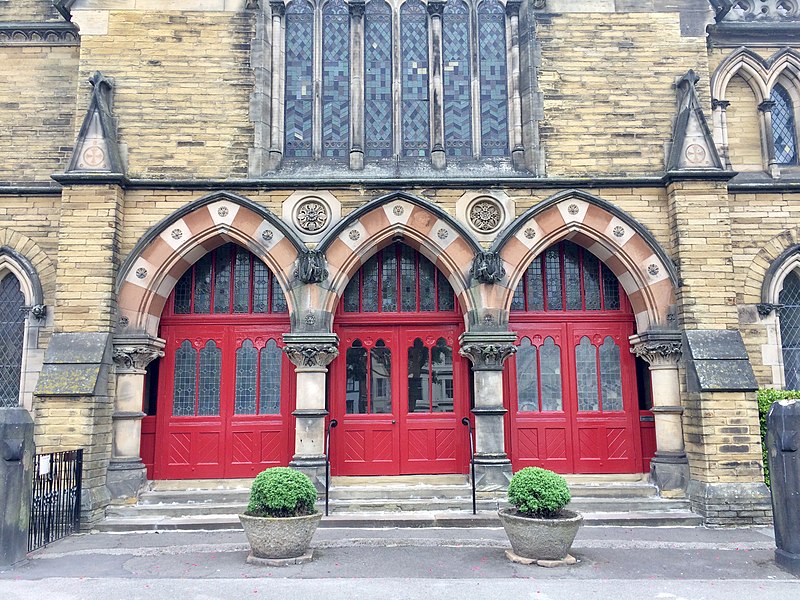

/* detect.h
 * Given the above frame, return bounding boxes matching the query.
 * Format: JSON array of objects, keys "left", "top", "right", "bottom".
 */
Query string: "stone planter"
[
  {"left": 239, "top": 512, "right": 322, "bottom": 562},
  {"left": 498, "top": 507, "right": 583, "bottom": 561}
]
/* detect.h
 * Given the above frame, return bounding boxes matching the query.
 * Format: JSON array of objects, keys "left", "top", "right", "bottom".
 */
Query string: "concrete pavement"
[{"left": 0, "top": 525, "right": 797, "bottom": 599}]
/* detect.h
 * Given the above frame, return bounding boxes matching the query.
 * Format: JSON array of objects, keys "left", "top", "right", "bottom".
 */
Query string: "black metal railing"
[
  {"left": 461, "top": 417, "right": 476, "bottom": 515},
  {"left": 28, "top": 449, "right": 83, "bottom": 552},
  {"left": 325, "top": 419, "right": 338, "bottom": 516}
]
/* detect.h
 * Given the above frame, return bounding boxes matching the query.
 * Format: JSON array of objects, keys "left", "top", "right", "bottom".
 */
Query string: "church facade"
[{"left": 0, "top": 0, "right": 796, "bottom": 526}]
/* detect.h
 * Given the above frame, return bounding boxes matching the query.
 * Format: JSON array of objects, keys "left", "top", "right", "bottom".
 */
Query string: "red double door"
[
  {"left": 505, "top": 321, "right": 642, "bottom": 474},
  {"left": 330, "top": 325, "right": 471, "bottom": 476}
]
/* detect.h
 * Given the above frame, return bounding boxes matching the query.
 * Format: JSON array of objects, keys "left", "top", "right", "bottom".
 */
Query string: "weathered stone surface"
[
  {"left": 239, "top": 512, "right": 322, "bottom": 560},
  {"left": 0, "top": 408, "right": 34, "bottom": 567},
  {"left": 498, "top": 508, "right": 582, "bottom": 561}
]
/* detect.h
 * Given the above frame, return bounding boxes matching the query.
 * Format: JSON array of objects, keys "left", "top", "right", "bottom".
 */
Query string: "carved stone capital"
[
  {"left": 296, "top": 250, "right": 329, "bottom": 284},
  {"left": 269, "top": 0, "right": 286, "bottom": 18},
  {"left": 282, "top": 333, "right": 340, "bottom": 369},
  {"left": 427, "top": 0, "right": 446, "bottom": 17},
  {"left": 630, "top": 332, "right": 682, "bottom": 368},
  {"left": 113, "top": 336, "right": 166, "bottom": 374},
  {"left": 757, "top": 303, "right": 782, "bottom": 317},
  {"left": 348, "top": 0, "right": 365, "bottom": 17},
  {"left": 470, "top": 251, "right": 506, "bottom": 285},
  {"left": 711, "top": 99, "right": 730, "bottom": 110},
  {"left": 459, "top": 331, "right": 518, "bottom": 370},
  {"left": 505, "top": 0, "right": 523, "bottom": 16},
  {"left": 758, "top": 100, "right": 775, "bottom": 113}
]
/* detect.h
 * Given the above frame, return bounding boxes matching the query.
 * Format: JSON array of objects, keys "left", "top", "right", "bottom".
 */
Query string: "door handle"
[{"left": 392, "top": 420, "right": 396, "bottom": 424}]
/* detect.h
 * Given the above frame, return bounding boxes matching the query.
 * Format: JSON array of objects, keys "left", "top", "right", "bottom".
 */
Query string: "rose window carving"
[
  {"left": 468, "top": 199, "right": 503, "bottom": 233},
  {"left": 295, "top": 199, "right": 330, "bottom": 233}
]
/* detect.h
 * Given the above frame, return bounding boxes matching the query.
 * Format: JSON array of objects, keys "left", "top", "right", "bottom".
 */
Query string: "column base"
[
  {"left": 266, "top": 150, "right": 283, "bottom": 171},
  {"left": 106, "top": 459, "right": 147, "bottom": 502},
  {"left": 650, "top": 452, "right": 690, "bottom": 497},
  {"left": 431, "top": 148, "right": 446, "bottom": 170},
  {"left": 776, "top": 548, "right": 800, "bottom": 578},
  {"left": 349, "top": 149, "right": 364, "bottom": 170},
  {"left": 290, "top": 455, "right": 328, "bottom": 492},
  {"left": 687, "top": 480, "right": 772, "bottom": 526},
  {"left": 473, "top": 454, "right": 512, "bottom": 491}
]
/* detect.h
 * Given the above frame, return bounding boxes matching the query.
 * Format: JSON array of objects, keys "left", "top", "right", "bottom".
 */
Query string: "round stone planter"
[
  {"left": 239, "top": 512, "right": 322, "bottom": 560},
  {"left": 498, "top": 507, "right": 583, "bottom": 561}
]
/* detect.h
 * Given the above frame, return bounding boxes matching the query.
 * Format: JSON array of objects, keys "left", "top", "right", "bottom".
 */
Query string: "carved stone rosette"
[
  {"left": 283, "top": 344, "right": 340, "bottom": 368},
  {"left": 112, "top": 335, "right": 166, "bottom": 374},
  {"left": 629, "top": 332, "right": 682, "bottom": 368}
]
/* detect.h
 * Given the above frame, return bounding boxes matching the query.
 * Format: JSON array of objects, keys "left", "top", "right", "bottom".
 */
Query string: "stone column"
[
  {"left": 427, "top": 0, "right": 446, "bottom": 170},
  {"left": 758, "top": 99, "right": 779, "bottom": 178},
  {"left": 107, "top": 335, "right": 165, "bottom": 501},
  {"left": 505, "top": 0, "right": 525, "bottom": 170},
  {"left": 458, "top": 331, "right": 516, "bottom": 490},
  {"left": 267, "top": 0, "right": 286, "bottom": 170},
  {"left": 630, "top": 331, "right": 689, "bottom": 497},
  {"left": 349, "top": 0, "right": 365, "bottom": 170},
  {"left": 711, "top": 99, "right": 731, "bottom": 169},
  {"left": 283, "top": 333, "right": 339, "bottom": 489}
]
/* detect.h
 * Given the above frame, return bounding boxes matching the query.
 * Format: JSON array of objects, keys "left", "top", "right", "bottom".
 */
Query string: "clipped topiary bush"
[
  {"left": 246, "top": 467, "right": 318, "bottom": 518},
  {"left": 757, "top": 388, "right": 800, "bottom": 487},
  {"left": 507, "top": 467, "right": 571, "bottom": 519}
]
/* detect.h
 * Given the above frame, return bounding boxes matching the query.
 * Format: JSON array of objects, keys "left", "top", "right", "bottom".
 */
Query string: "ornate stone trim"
[
  {"left": 470, "top": 251, "right": 506, "bottom": 285},
  {"left": 283, "top": 344, "right": 339, "bottom": 368},
  {"left": 459, "top": 343, "right": 517, "bottom": 371},
  {"left": 296, "top": 250, "right": 329, "bottom": 284},
  {"left": 630, "top": 332, "right": 682, "bottom": 367},
  {"left": 0, "top": 23, "right": 79, "bottom": 46},
  {"left": 112, "top": 336, "right": 166, "bottom": 374},
  {"left": 757, "top": 302, "right": 782, "bottom": 317},
  {"left": 21, "top": 304, "right": 47, "bottom": 321}
]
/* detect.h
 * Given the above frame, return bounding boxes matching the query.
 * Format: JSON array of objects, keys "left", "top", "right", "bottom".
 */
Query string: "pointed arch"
[
  {"left": 117, "top": 191, "right": 306, "bottom": 336},
  {"left": 493, "top": 190, "right": 677, "bottom": 332},
  {"left": 711, "top": 47, "right": 771, "bottom": 103},
  {"left": 318, "top": 191, "right": 482, "bottom": 319}
]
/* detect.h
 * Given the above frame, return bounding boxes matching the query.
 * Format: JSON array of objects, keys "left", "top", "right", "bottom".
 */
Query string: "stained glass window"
[
  {"left": 213, "top": 244, "right": 231, "bottom": 314},
  {"left": 285, "top": 0, "right": 314, "bottom": 158},
  {"left": 323, "top": 0, "right": 350, "bottom": 159},
  {"left": 478, "top": 0, "right": 509, "bottom": 156},
  {"left": 540, "top": 337, "right": 562, "bottom": 412},
  {"left": 193, "top": 254, "right": 213, "bottom": 314},
  {"left": 382, "top": 249, "right": 398, "bottom": 312},
  {"left": 235, "top": 340, "right": 258, "bottom": 414},
  {"left": 443, "top": 0, "right": 472, "bottom": 157},
  {"left": 516, "top": 338, "right": 538, "bottom": 412},
  {"left": 780, "top": 271, "right": 800, "bottom": 389},
  {"left": 198, "top": 340, "right": 222, "bottom": 416},
  {"left": 545, "top": 247, "right": 562, "bottom": 310},
  {"left": 564, "top": 242, "right": 581, "bottom": 310},
  {"left": 0, "top": 274, "right": 24, "bottom": 407},
  {"left": 365, "top": 0, "right": 393, "bottom": 159},
  {"left": 172, "top": 340, "right": 197, "bottom": 416},
  {"left": 260, "top": 339, "right": 282, "bottom": 414},
  {"left": 401, "top": 0, "right": 430, "bottom": 157},
  {"left": 771, "top": 84, "right": 798, "bottom": 165},
  {"left": 599, "top": 337, "right": 622, "bottom": 411},
  {"left": 233, "top": 246, "right": 252, "bottom": 313},
  {"left": 575, "top": 337, "right": 599, "bottom": 411},
  {"left": 174, "top": 270, "right": 192, "bottom": 314}
]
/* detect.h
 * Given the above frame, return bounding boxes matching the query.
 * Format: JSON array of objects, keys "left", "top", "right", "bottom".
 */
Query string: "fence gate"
[{"left": 28, "top": 449, "right": 83, "bottom": 552}]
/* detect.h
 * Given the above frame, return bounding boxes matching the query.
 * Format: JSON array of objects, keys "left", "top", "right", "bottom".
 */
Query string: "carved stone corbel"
[
  {"left": 470, "top": 251, "right": 506, "bottom": 285},
  {"left": 112, "top": 335, "right": 166, "bottom": 374},
  {"left": 296, "top": 250, "right": 329, "bottom": 284}
]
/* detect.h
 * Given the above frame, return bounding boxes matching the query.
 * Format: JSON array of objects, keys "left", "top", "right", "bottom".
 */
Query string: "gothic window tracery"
[{"left": 771, "top": 84, "right": 799, "bottom": 166}]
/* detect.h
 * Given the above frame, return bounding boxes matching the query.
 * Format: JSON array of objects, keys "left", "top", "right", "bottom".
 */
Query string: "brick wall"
[
  {"left": 725, "top": 76, "right": 763, "bottom": 172},
  {"left": 0, "top": 0, "right": 62, "bottom": 22}
]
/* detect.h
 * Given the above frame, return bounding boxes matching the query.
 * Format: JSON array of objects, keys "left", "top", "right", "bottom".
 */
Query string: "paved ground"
[{"left": 1, "top": 525, "right": 797, "bottom": 599}]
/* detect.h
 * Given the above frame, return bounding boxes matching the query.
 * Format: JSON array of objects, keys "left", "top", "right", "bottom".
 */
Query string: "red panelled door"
[
  {"left": 331, "top": 243, "right": 469, "bottom": 476},
  {"left": 153, "top": 243, "right": 294, "bottom": 479},
  {"left": 506, "top": 241, "right": 642, "bottom": 474}
]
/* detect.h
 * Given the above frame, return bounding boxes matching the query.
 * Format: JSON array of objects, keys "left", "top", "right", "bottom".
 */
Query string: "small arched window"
[
  {"left": 771, "top": 84, "right": 798, "bottom": 166},
  {"left": 779, "top": 270, "right": 800, "bottom": 389},
  {"left": 0, "top": 273, "right": 25, "bottom": 407}
]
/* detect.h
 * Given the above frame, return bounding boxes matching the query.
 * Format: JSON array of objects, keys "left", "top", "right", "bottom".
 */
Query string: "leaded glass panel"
[
  {"left": 198, "top": 341, "right": 221, "bottom": 416},
  {"left": 772, "top": 84, "right": 798, "bottom": 165},
  {"left": 400, "top": 245, "right": 417, "bottom": 312},
  {"left": 599, "top": 336, "right": 622, "bottom": 411},
  {"left": 253, "top": 261, "right": 269, "bottom": 313},
  {"left": 0, "top": 274, "right": 24, "bottom": 407},
  {"left": 602, "top": 264, "right": 620, "bottom": 310},
  {"left": 346, "top": 340, "right": 368, "bottom": 414},
  {"left": 285, "top": 0, "right": 314, "bottom": 158},
  {"left": 438, "top": 274, "right": 455, "bottom": 311},
  {"left": 401, "top": 0, "right": 430, "bottom": 157},
  {"left": 370, "top": 340, "right": 392, "bottom": 413},
  {"left": 780, "top": 271, "right": 800, "bottom": 389},
  {"left": 545, "top": 247, "right": 562, "bottom": 310},
  {"left": 172, "top": 340, "right": 197, "bottom": 416},
  {"left": 173, "top": 270, "right": 192, "bottom": 314},
  {"left": 526, "top": 256, "right": 544, "bottom": 311},
  {"left": 272, "top": 280, "right": 288, "bottom": 313},
  {"left": 260, "top": 340, "right": 282, "bottom": 414},
  {"left": 344, "top": 271, "right": 360, "bottom": 312},
  {"left": 576, "top": 337, "right": 599, "bottom": 411},
  {"left": 478, "top": 0, "right": 509, "bottom": 156},
  {"left": 233, "top": 246, "right": 251, "bottom": 313},
  {"left": 235, "top": 340, "right": 258, "bottom": 414},
  {"left": 511, "top": 280, "right": 525, "bottom": 311},
  {"left": 431, "top": 338, "right": 454, "bottom": 413},
  {"left": 362, "top": 255, "right": 379, "bottom": 312},
  {"left": 564, "top": 242, "right": 582, "bottom": 310},
  {"left": 516, "top": 338, "right": 538, "bottom": 412},
  {"left": 323, "top": 0, "right": 350, "bottom": 159},
  {"left": 443, "top": 0, "right": 472, "bottom": 157},
  {"left": 539, "top": 337, "right": 562, "bottom": 412},
  {"left": 365, "top": 0, "right": 393, "bottom": 159},
  {"left": 213, "top": 244, "right": 231, "bottom": 313},
  {"left": 419, "top": 255, "right": 436, "bottom": 311},
  {"left": 382, "top": 250, "right": 398, "bottom": 312},
  {"left": 583, "top": 251, "right": 601, "bottom": 310},
  {"left": 408, "top": 338, "right": 430, "bottom": 413},
  {"left": 193, "top": 254, "right": 212, "bottom": 314}
]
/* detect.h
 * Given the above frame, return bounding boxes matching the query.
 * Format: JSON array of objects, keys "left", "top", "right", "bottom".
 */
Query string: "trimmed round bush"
[
  {"left": 507, "top": 467, "right": 571, "bottom": 519},
  {"left": 246, "top": 467, "right": 318, "bottom": 518}
]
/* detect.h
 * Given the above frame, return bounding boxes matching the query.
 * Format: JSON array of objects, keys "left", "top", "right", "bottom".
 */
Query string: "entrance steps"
[{"left": 99, "top": 473, "right": 702, "bottom": 531}]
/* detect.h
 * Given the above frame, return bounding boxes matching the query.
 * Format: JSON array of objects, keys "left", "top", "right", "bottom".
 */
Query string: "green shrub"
[
  {"left": 507, "top": 467, "right": 571, "bottom": 518},
  {"left": 757, "top": 389, "right": 800, "bottom": 487},
  {"left": 246, "top": 467, "right": 318, "bottom": 518}
]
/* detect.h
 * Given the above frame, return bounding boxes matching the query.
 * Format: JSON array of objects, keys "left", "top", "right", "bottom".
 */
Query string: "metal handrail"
[
  {"left": 461, "top": 417, "right": 476, "bottom": 515},
  {"left": 324, "top": 419, "right": 338, "bottom": 516}
]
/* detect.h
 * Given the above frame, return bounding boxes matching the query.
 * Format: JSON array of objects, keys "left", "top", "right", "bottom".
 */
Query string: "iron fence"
[{"left": 28, "top": 449, "right": 83, "bottom": 552}]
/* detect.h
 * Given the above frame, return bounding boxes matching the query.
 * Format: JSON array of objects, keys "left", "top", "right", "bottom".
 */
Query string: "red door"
[
  {"left": 506, "top": 240, "right": 643, "bottom": 474},
  {"left": 330, "top": 243, "right": 469, "bottom": 476},
  {"left": 152, "top": 243, "right": 293, "bottom": 480}
]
